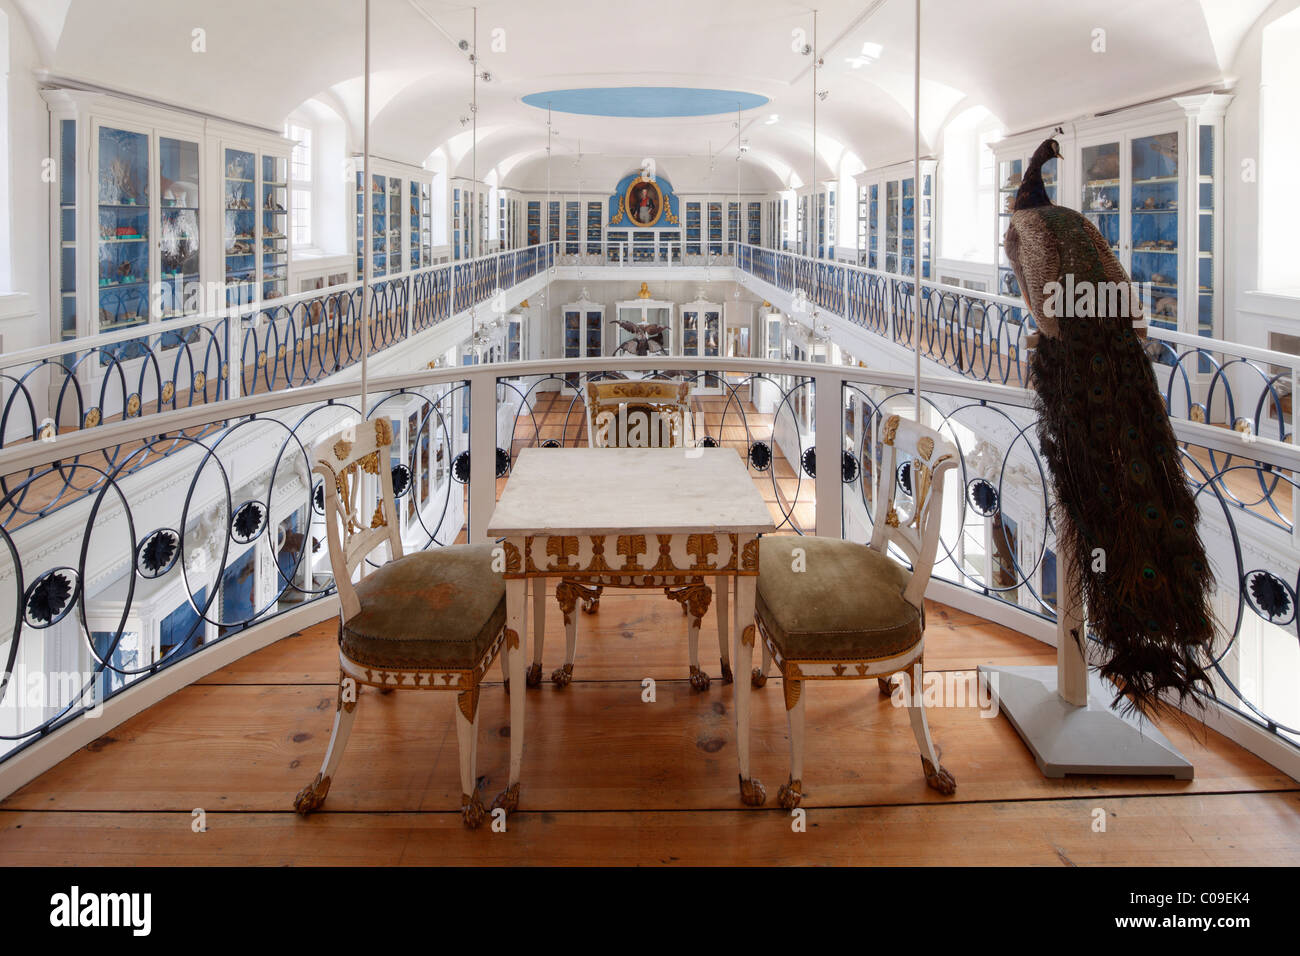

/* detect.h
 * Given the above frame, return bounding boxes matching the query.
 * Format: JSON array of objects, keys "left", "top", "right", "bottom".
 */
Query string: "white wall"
[
  {"left": 1, "top": 0, "right": 51, "bottom": 345},
  {"left": 1222, "top": 0, "right": 1300, "bottom": 348}
]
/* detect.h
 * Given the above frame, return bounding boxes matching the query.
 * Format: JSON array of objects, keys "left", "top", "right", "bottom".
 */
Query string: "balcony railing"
[
  {"left": 0, "top": 357, "right": 1296, "bottom": 786},
  {"left": 0, "top": 244, "right": 555, "bottom": 530},
  {"left": 736, "top": 243, "right": 1300, "bottom": 537}
]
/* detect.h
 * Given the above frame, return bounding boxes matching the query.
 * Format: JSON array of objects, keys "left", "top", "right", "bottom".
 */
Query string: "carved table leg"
[
  {"left": 552, "top": 580, "right": 581, "bottom": 687},
  {"left": 714, "top": 574, "right": 732, "bottom": 684},
  {"left": 525, "top": 578, "right": 547, "bottom": 689},
  {"left": 677, "top": 583, "right": 712, "bottom": 691}
]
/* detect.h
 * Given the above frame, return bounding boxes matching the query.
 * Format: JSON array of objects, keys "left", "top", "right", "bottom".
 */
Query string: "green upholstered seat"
[
  {"left": 340, "top": 543, "right": 506, "bottom": 670},
  {"left": 756, "top": 536, "right": 921, "bottom": 661}
]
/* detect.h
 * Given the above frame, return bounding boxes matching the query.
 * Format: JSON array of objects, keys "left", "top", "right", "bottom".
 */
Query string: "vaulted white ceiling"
[{"left": 12, "top": 0, "right": 1271, "bottom": 191}]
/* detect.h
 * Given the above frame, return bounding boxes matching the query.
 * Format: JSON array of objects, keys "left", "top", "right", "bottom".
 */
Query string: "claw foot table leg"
[{"left": 733, "top": 570, "right": 765, "bottom": 805}]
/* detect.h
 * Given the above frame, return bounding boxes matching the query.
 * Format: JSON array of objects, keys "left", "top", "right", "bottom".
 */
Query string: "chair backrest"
[
  {"left": 586, "top": 379, "right": 692, "bottom": 448},
  {"left": 311, "top": 418, "right": 404, "bottom": 621},
  {"left": 868, "top": 414, "right": 959, "bottom": 610}
]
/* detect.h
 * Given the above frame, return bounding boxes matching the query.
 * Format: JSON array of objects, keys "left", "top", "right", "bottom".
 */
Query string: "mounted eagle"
[
  {"left": 611, "top": 318, "right": 669, "bottom": 356},
  {"left": 1003, "top": 135, "right": 1216, "bottom": 717}
]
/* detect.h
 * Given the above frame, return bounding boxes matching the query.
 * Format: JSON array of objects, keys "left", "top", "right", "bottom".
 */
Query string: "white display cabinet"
[
  {"left": 449, "top": 177, "right": 490, "bottom": 260},
  {"left": 350, "top": 157, "right": 432, "bottom": 278},
  {"left": 614, "top": 297, "right": 674, "bottom": 354},
  {"left": 44, "top": 90, "right": 212, "bottom": 342},
  {"left": 994, "top": 95, "right": 1230, "bottom": 340},
  {"left": 562, "top": 296, "right": 605, "bottom": 391},
  {"left": 681, "top": 297, "right": 723, "bottom": 394},
  {"left": 856, "top": 159, "right": 936, "bottom": 278}
]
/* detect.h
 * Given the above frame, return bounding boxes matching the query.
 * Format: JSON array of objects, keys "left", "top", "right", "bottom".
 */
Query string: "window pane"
[{"left": 292, "top": 188, "right": 312, "bottom": 246}]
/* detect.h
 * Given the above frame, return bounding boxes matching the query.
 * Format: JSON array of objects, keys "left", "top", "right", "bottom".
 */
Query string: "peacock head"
[{"left": 1032, "top": 137, "right": 1063, "bottom": 167}]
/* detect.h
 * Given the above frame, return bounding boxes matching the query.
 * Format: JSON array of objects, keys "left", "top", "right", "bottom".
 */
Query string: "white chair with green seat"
[
  {"left": 292, "top": 418, "right": 514, "bottom": 828},
  {"left": 751, "top": 413, "right": 959, "bottom": 808}
]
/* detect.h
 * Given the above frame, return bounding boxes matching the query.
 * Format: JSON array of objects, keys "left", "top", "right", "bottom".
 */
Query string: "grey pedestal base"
[{"left": 978, "top": 665, "right": 1193, "bottom": 780}]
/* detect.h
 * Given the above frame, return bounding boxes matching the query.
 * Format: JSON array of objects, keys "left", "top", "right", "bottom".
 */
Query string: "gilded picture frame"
[{"left": 625, "top": 178, "right": 664, "bottom": 227}]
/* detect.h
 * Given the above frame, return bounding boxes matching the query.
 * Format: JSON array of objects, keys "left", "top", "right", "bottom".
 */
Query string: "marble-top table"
[{"left": 487, "top": 446, "right": 777, "bottom": 807}]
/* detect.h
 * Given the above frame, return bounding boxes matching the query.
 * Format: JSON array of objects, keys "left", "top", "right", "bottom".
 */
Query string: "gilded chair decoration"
[
  {"left": 293, "top": 417, "right": 512, "bottom": 828},
  {"left": 528, "top": 380, "right": 734, "bottom": 690},
  {"left": 751, "top": 414, "right": 960, "bottom": 808}
]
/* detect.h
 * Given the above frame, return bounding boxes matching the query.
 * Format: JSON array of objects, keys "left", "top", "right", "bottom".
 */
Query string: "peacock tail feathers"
[{"left": 1031, "top": 318, "right": 1217, "bottom": 718}]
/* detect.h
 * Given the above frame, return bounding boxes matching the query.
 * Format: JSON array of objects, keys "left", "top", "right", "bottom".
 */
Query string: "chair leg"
[
  {"left": 878, "top": 674, "right": 896, "bottom": 698},
  {"left": 777, "top": 678, "right": 806, "bottom": 809},
  {"left": 752, "top": 641, "right": 771, "bottom": 688},
  {"left": 455, "top": 685, "right": 487, "bottom": 828},
  {"left": 904, "top": 661, "right": 957, "bottom": 795},
  {"left": 525, "top": 580, "right": 547, "bottom": 688},
  {"left": 294, "top": 669, "right": 359, "bottom": 815},
  {"left": 551, "top": 580, "right": 579, "bottom": 688},
  {"left": 714, "top": 574, "right": 732, "bottom": 683}
]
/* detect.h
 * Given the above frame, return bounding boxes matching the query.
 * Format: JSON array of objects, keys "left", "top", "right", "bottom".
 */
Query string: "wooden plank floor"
[{"left": 1, "top": 593, "right": 1297, "bottom": 865}]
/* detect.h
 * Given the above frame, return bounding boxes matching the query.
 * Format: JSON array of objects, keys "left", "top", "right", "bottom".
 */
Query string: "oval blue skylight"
[{"left": 522, "top": 87, "right": 768, "bottom": 118}]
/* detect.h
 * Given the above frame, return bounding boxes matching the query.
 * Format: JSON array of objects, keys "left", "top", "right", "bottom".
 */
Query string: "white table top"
[{"left": 487, "top": 447, "right": 776, "bottom": 537}]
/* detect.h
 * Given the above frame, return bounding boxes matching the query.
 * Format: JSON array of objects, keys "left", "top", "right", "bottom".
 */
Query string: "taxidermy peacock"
[{"left": 1003, "top": 136, "right": 1216, "bottom": 717}]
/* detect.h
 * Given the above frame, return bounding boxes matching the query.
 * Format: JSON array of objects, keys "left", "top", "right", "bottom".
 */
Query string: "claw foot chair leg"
[
  {"left": 493, "top": 577, "right": 527, "bottom": 815},
  {"left": 455, "top": 687, "right": 487, "bottom": 828},
  {"left": 733, "top": 576, "right": 765, "bottom": 806},
  {"left": 905, "top": 662, "right": 957, "bottom": 794},
  {"left": 714, "top": 575, "right": 732, "bottom": 683},
  {"left": 294, "top": 669, "right": 359, "bottom": 816},
  {"left": 777, "top": 678, "right": 805, "bottom": 809}
]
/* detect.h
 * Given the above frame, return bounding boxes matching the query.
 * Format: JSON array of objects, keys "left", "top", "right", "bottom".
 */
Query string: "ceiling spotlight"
[
  {"left": 817, "top": 90, "right": 830, "bottom": 101},
  {"left": 799, "top": 43, "right": 813, "bottom": 55},
  {"left": 479, "top": 71, "right": 492, "bottom": 82},
  {"left": 739, "top": 140, "right": 751, "bottom": 152},
  {"left": 459, "top": 116, "right": 471, "bottom": 126},
  {"left": 458, "top": 39, "right": 469, "bottom": 51}
]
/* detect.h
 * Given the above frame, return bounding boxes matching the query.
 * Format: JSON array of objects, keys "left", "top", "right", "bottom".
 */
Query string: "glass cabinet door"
[
  {"left": 58, "top": 120, "right": 77, "bottom": 341},
  {"left": 410, "top": 181, "right": 422, "bottom": 269},
  {"left": 262, "top": 154, "right": 288, "bottom": 300},
  {"left": 158, "top": 137, "right": 200, "bottom": 320},
  {"left": 868, "top": 184, "right": 879, "bottom": 270},
  {"left": 901, "top": 177, "right": 915, "bottom": 276},
  {"left": 998, "top": 158, "right": 1024, "bottom": 296},
  {"left": 686, "top": 202, "right": 701, "bottom": 255},
  {"left": 372, "top": 174, "right": 387, "bottom": 277},
  {"left": 388, "top": 177, "right": 403, "bottom": 273},
  {"left": 1196, "top": 123, "right": 1215, "bottom": 343},
  {"left": 585, "top": 311, "right": 602, "bottom": 357},
  {"left": 682, "top": 309, "right": 699, "bottom": 355},
  {"left": 224, "top": 147, "right": 255, "bottom": 307},
  {"left": 885, "top": 180, "right": 899, "bottom": 273},
  {"left": 1081, "top": 141, "right": 1121, "bottom": 258},
  {"left": 1130, "top": 131, "right": 1180, "bottom": 329},
  {"left": 98, "top": 126, "right": 151, "bottom": 331}
]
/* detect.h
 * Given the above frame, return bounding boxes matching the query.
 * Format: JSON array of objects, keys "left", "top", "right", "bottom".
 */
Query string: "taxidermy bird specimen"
[
  {"left": 611, "top": 319, "right": 669, "bottom": 355},
  {"left": 1003, "top": 136, "right": 1215, "bottom": 717}
]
